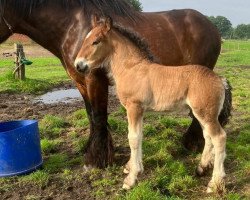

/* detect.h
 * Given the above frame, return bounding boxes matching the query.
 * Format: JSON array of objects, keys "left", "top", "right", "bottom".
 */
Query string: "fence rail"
[{"left": 221, "top": 40, "right": 250, "bottom": 51}]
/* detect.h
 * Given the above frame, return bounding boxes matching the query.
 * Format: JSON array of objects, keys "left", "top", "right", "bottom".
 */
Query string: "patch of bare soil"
[
  {"left": 0, "top": 84, "right": 120, "bottom": 122},
  {"left": 0, "top": 84, "right": 80, "bottom": 121}
]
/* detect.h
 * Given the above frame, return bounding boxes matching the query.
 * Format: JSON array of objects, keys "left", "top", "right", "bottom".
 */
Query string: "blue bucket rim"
[
  {"left": 0, "top": 161, "right": 43, "bottom": 177},
  {"left": 0, "top": 120, "right": 38, "bottom": 134}
]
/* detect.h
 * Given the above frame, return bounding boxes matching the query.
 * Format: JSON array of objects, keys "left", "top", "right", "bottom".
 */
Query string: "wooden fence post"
[{"left": 14, "top": 43, "right": 25, "bottom": 80}]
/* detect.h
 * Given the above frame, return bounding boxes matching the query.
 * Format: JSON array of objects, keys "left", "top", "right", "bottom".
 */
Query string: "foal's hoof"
[
  {"left": 123, "top": 167, "right": 130, "bottom": 174},
  {"left": 206, "top": 179, "right": 226, "bottom": 194},
  {"left": 123, "top": 162, "right": 130, "bottom": 174},
  {"left": 196, "top": 165, "right": 208, "bottom": 176},
  {"left": 122, "top": 183, "right": 131, "bottom": 190},
  {"left": 122, "top": 175, "right": 136, "bottom": 190},
  {"left": 196, "top": 163, "right": 212, "bottom": 176}
]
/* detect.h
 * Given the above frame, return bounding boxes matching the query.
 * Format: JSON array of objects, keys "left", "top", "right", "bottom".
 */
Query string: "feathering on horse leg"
[{"left": 82, "top": 71, "right": 114, "bottom": 168}]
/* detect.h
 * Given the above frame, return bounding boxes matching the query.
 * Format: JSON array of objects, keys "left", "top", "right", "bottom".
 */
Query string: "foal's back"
[{"left": 139, "top": 63, "right": 224, "bottom": 112}]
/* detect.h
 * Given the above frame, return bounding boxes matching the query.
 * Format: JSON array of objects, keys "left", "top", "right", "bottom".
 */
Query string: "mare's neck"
[
  {"left": 109, "top": 30, "right": 151, "bottom": 78},
  {"left": 8, "top": 2, "right": 88, "bottom": 61}
]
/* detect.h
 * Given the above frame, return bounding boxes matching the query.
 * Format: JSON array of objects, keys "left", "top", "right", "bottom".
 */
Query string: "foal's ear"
[
  {"left": 103, "top": 16, "right": 113, "bottom": 33},
  {"left": 91, "top": 14, "right": 99, "bottom": 27}
]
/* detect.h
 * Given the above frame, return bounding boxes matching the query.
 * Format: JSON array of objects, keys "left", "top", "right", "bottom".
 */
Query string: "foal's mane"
[
  {"left": 0, "top": 0, "right": 138, "bottom": 20},
  {"left": 113, "top": 23, "right": 156, "bottom": 62}
]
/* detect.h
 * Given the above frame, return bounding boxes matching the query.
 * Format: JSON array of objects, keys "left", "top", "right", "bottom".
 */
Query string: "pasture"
[{"left": 0, "top": 40, "right": 249, "bottom": 199}]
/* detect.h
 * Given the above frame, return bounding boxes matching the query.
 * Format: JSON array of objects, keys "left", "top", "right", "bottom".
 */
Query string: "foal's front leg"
[{"left": 123, "top": 103, "right": 143, "bottom": 190}]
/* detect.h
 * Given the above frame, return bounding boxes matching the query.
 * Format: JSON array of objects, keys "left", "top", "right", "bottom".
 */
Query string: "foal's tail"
[{"left": 219, "top": 78, "right": 233, "bottom": 126}]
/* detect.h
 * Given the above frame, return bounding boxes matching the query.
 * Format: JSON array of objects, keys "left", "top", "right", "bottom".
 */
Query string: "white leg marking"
[
  {"left": 197, "top": 127, "right": 214, "bottom": 176},
  {"left": 122, "top": 106, "right": 143, "bottom": 190},
  {"left": 208, "top": 127, "right": 227, "bottom": 193}
]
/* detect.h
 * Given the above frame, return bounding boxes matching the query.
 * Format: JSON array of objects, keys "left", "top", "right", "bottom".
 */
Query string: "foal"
[{"left": 75, "top": 16, "right": 227, "bottom": 193}]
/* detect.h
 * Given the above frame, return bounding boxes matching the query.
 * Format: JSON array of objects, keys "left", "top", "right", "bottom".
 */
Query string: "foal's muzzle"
[{"left": 74, "top": 59, "right": 89, "bottom": 74}]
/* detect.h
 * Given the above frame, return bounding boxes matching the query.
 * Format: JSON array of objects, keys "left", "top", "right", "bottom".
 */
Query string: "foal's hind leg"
[
  {"left": 207, "top": 123, "right": 226, "bottom": 193},
  {"left": 196, "top": 129, "right": 214, "bottom": 176},
  {"left": 197, "top": 120, "right": 226, "bottom": 193},
  {"left": 122, "top": 103, "right": 144, "bottom": 190}
]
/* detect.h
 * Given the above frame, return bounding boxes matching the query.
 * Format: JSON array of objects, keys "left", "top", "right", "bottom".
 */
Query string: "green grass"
[
  {"left": 218, "top": 40, "right": 250, "bottom": 67},
  {"left": 20, "top": 170, "right": 50, "bottom": 188},
  {"left": 120, "top": 182, "right": 166, "bottom": 200},
  {"left": 41, "top": 138, "right": 62, "bottom": 154},
  {"left": 68, "top": 109, "right": 89, "bottom": 129},
  {"left": 0, "top": 57, "right": 69, "bottom": 94},
  {"left": 39, "top": 115, "right": 67, "bottom": 138},
  {"left": 43, "top": 154, "right": 69, "bottom": 173},
  {"left": 108, "top": 116, "right": 128, "bottom": 134},
  {"left": 222, "top": 40, "right": 250, "bottom": 51}
]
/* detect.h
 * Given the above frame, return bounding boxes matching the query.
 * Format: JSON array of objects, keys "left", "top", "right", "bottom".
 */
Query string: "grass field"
[
  {"left": 218, "top": 41, "right": 250, "bottom": 67},
  {"left": 222, "top": 40, "right": 250, "bottom": 51},
  {"left": 0, "top": 41, "right": 249, "bottom": 199},
  {"left": 0, "top": 56, "right": 68, "bottom": 94}
]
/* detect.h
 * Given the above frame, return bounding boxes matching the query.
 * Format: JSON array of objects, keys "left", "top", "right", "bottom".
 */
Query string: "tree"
[
  {"left": 208, "top": 16, "right": 233, "bottom": 38},
  {"left": 234, "top": 24, "right": 250, "bottom": 39},
  {"left": 128, "top": 0, "right": 143, "bottom": 11}
]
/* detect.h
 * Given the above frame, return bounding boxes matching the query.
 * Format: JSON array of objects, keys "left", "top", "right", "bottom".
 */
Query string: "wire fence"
[{"left": 221, "top": 40, "right": 250, "bottom": 52}]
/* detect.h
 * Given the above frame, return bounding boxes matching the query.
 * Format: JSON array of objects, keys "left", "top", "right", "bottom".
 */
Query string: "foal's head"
[{"left": 75, "top": 15, "right": 113, "bottom": 73}]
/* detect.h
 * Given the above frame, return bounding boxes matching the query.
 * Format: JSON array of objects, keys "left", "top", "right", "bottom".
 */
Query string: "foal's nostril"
[
  {"left": 75, "top": 61, "right": 89, "bottom": 73},
  {"left": 76, "top": 64, "right": 80, "bottom": 71},
  {"left": 84, "top": 64, "right": 89, "bottom": 69}
]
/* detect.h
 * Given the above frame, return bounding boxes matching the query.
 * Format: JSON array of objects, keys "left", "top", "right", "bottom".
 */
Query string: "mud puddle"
[{"left": 34, "top": 89, "right": 82, "bottom": 104}]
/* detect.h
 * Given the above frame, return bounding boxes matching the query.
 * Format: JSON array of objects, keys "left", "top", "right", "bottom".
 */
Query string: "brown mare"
[
  {"left": 75, "top": 16, "right": 228, "bottom": 193},
  {"left": 0, "top": 0, "right": 232, "bottom": 168}
]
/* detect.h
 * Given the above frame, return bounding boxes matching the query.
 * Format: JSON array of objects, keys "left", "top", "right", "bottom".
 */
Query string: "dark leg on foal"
[
  {"left": 81, "top": 69, "right": 114, "bottom": 168},
  {"left": 183, "top": 116, "right": 205, "bottom": 152}
]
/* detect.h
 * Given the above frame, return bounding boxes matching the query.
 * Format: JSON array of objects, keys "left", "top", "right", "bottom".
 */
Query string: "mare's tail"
[{"left": 219, "top": 78, "right": 233, "bottom": 126}]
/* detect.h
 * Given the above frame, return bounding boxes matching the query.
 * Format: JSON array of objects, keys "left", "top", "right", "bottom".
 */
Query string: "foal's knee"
[{"left": 128, "top": 134, "right": 140, "bottom": 149}]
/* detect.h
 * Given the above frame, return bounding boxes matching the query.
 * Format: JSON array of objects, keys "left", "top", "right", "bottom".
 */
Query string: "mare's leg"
[
  {"left": 75, "top": 69, "right": 114, "bottom": 168},
  {"left": 183, "top": 115, "right": 205, "bottom": 152},
  {"left": 123, "top": 103, "right": 143, "bottom": 189}
]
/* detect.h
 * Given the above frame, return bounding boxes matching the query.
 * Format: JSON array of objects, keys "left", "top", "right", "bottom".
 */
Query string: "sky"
[{"left": 140, "top": 0, "right": 250, "bottom": 27}]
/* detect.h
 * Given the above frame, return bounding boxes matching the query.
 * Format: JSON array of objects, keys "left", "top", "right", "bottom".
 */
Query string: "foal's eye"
[{"left": 92, "top": 40, "right": 101, "bottom": 45}]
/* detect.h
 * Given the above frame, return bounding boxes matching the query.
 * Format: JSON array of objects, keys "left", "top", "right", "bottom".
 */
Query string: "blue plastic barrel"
[{"left": 0, "top": 120, "right": 43, "bottom": 177}]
